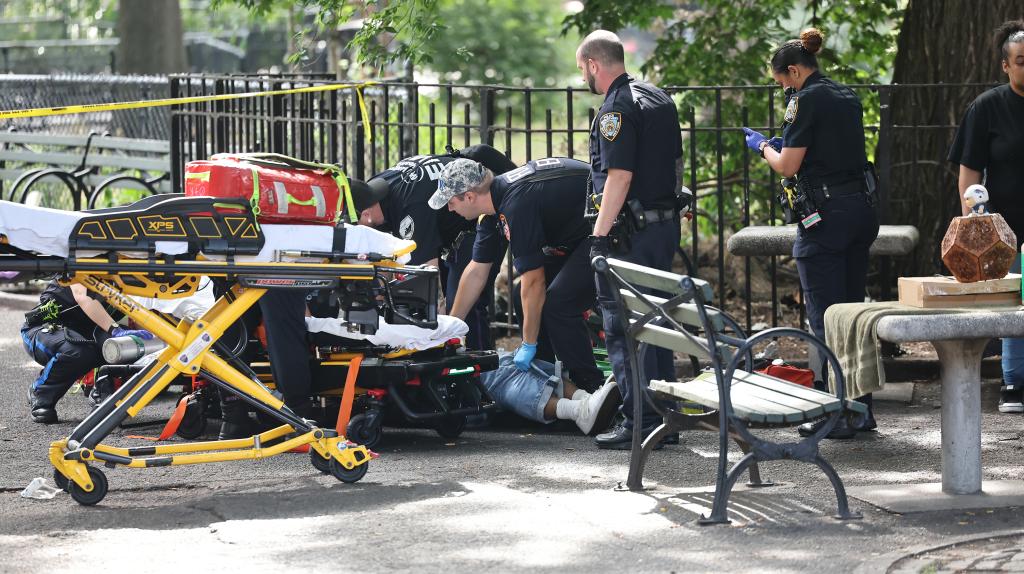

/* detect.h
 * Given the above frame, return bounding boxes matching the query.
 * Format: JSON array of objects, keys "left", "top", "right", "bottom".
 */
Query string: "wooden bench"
[
  {"left": 594, "top": 256, "right": 866, "bottom": 524},
  {"left": 0, "top": 131, "right": 171, "bottom": 210}
]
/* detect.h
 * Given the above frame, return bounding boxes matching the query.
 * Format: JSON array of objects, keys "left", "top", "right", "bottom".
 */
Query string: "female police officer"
[{"left": 743, "top": 28, "right": 879, "bottom": 439}]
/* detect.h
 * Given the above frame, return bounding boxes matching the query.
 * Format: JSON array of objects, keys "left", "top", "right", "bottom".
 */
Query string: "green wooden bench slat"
[
  {"left": 0, "top": 132, "right": 170, "bottom": 153},
  {"left": 619, "top": 289, "right": 726, "bottom": 332},
  {"left": 606, "top": 258, "right": 713, "bottom": 301},
  {"left": 683, "top": 376, "right": 821, "bottom": 423},
  {"left": 0, "top": 150, "right": 169, "bottom": 172},
  {"left": 732, "top": 369, "right": 868, "bottom": 415},
  {"left": 651, "top": 379, "right": 786, "bottom": 423},
  {"left": 698, "top": 371, "right": 833, "bottom": 418},
  {"left": 634, "top": 322, "right": 713, "bottom": 361}
]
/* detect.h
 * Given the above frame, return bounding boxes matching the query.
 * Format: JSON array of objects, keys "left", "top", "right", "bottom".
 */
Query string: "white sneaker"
[{"left": 574, "top": 380, "right": 621, "bottom": 435}]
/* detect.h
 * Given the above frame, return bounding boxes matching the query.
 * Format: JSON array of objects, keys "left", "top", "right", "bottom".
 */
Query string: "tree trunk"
[
  {"left": 116, "top": 0, "right": 187, "bottom": 74},
  {"left": 887, "top": 0, "right": 1022, "bottom": 275}
]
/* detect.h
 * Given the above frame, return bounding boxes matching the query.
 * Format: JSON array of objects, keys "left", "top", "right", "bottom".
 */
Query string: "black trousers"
[
  {"left": 512, "top": 242, "right": 604, "bottom": 391},
  {"left": 596, "top": 219, "right": 680, "bottom": 430},
  {"left": 258, "top": 289, "right": 314, "bottom": 411},
  {"left": 441, "top": 236, "right": 499, "bottom": 351},
  {"left": 22, "top": 324, "right": 103, "bottom": 408}
]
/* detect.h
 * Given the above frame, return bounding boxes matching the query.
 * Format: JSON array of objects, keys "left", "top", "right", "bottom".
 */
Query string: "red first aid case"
[{"left": 184, "top": 153, "right": 353, "bottom": 225}]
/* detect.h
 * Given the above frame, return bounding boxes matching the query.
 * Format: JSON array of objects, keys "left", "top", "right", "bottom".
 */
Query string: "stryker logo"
[{"left": 247, "top": 278, "right": 335, "bottom": 287}]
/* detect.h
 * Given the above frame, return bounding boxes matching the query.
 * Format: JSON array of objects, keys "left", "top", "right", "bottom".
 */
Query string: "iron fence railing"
[{"left": 167, "top": 74, "right": 992, "bottom": 334}]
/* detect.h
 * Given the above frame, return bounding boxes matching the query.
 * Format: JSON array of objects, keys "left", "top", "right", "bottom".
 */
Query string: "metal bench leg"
[
  {"left": 624, "top": 422, "right": 676, "bottom": 491},
  {"left": 812, "top": 454, "right": 863, "bottom": 520},
  {"left": 699, "top": 451, "right": 756, "bottom": 525},
  {"left": 733, "top": 438, "right": 773, "bottom": 487}
]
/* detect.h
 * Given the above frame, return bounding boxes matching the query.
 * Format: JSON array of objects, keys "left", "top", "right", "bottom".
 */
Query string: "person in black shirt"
[
  {"left": 744, "top": 28, "right": 879, "bottom": 439},
  {"left": 577, "top": 30, "right": 684, "bottom": 449},
  {"left": 351, "top": 145, "right": 516, "bottom": 350},
  {"left": 949, "top": 20, "right": 1024, "bottom": 413},
  {"left": 22, "top": 280, "right": 152, "bottom": 423},
  {"left": 430, "top": 157, "right": 607, "bottom": 394}
]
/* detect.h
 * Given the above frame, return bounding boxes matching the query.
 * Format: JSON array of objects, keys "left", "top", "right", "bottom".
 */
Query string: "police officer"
[
  {"left": 743, "top": 28, "right": 879, "bottom": 439},
  {"left": 429, "top": 157, "right": 607, "bottom": 394},
  {"left": 22, "top": 279, "right": 152, "bottom": 423},
  {"left": 351, "top": 144, "right": 517, "bottom": 350},
  {"left": 576, "top": 30, "right": 684, "bottom": 449}
]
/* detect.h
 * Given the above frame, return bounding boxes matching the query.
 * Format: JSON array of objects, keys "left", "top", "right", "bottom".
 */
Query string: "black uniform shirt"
[
  {"left": 948, "top": 84, "right": 1024, "bottom": 235},
  {"left": 38, "top": 281, "right": 109, "bottom": 337},
  {"left": 589, "top": 73, "right": 682, "bottom": 210},
  {"left": 371, "top": 154, "right": 475, "bottom": 264},
  {"left": 471, "top": 157, "right": 591, "bottom": 273},
  {"left": 783, "top": 71, "right": 867, "bottom": 185}
]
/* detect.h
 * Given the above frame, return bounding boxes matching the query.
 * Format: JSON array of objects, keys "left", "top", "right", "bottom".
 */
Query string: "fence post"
[
  {"left": 213, "top": 78, "right": 227, "bottom": 155},
  {"left": 479, "top": 88, "right": 496, "bottom": 146},
  {"left": 169, "top": 75, "right": 182, "bottom": 194},
  {"left": 352, "top": 87, "right": 366, "bottom": 180},
  {"left": 877, "top": 85, "right": 893, "bottom": 300},
  {"left": 271, "top": 80, "right": 286, "bottom": 154}
]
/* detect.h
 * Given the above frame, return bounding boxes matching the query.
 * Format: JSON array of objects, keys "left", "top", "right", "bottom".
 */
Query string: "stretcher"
[{"left": 0, "top": 193, "right": 438, "bottom": 505}]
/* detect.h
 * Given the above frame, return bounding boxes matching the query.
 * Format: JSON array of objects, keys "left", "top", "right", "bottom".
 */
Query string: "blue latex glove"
[
  {"left": 513, "top": 341, "right": 538, "bottom": 371},
  {"left": 110, "top": 326, "right": 154, "bottom": 340},
  {"left": 742, "top": 127, "right": 767, "bottom": 152},
  {"left": 767, "top": 136, "right": 783, "bottom": 152}
]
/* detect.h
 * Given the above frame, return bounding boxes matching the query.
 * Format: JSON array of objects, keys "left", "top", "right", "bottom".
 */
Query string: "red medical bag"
[
  {"left": 184, "top": 153, "right": 353, "bottom": 225},
  {"left": 756, "top": 362, "right": 815, "bottom": 388}
]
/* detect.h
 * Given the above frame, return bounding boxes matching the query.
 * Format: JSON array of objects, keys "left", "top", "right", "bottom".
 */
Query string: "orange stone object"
[{"left": 941, "top": 213, "right": 1019, "bottom": 283}]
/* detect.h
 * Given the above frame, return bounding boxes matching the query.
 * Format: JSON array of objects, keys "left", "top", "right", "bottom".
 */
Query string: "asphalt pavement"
[{"left": 1, "top": 300, "right": 1023, "bottom": 573}]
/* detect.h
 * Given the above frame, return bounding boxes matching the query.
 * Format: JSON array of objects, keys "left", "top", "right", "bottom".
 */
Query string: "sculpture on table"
[{"left": 941, "top": 185, "right": 1018, "bottom": 283}]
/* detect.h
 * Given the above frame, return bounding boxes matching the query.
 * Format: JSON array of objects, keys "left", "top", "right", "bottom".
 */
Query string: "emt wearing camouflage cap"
[{"left": 431, "top": 156, "right": 607, "bottom": 396}]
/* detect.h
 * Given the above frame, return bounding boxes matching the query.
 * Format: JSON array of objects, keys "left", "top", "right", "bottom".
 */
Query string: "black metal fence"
[{"left": 168, "top": 74, "right": 991, "bottom": 333}]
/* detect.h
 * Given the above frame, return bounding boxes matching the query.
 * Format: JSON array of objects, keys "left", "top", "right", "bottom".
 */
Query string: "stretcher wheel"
[
  {"left": 435, "top": 415, "right": 467, "bottom": 440},
  {"left": 346, "top": 413, "right": 382, "bottom": 450},
  {"left": 175, "top": 396, "right": 206, "bottom": 440},
  {"left": 53, "top": 469, "right": 69, "bottom": 492},
  {"left": 310, "top": 449, "right": 332, "bottom": 474},
  {"left": 329, "top": 457, "right": 368, "bottom": 484},
  {"left": 68, "top": 466, "right": 108, "bottom": 506}
]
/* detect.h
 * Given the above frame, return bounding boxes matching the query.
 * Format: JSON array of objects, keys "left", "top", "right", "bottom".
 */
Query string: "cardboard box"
[{"left": 898, "top": 274, "right": 1022, "bottom": 308}]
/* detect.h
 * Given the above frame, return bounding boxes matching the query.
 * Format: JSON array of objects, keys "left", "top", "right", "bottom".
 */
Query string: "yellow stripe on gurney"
[{"left": 0, "top": 81, "right": 377, "bottom": 142}]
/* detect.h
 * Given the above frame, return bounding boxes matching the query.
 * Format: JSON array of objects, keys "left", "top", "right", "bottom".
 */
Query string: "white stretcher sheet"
[
  {"left": 0, "top": 200, "right": 413, "bottom": 263},
  {"left": 305, "top": 315, "right": 468, "bottom": 352}
]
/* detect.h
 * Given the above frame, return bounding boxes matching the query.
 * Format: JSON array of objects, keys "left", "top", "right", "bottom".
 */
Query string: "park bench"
[
  {"left": 594, "top": 256, "right": 866, "bottom": 524},
  {"left": 726, "top": 224, "right": 920, "bottom": 258},
  {"left": 0, "top": 130, "right": 171, "bottom": 210},
  {"left": 838, "top": 306, "right": 1024, "bottom": 511}
]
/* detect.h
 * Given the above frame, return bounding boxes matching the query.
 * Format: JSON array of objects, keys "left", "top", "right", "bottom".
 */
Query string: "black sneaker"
[
  {"left": 998, "top": 386, "right": 1024, "bottom": 414},
  {"left": 594, "top": 423, "right": 668, "bottom": 450}
]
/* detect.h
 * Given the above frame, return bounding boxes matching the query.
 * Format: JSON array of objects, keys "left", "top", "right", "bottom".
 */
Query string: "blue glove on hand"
[
  {"left": 513, "top": 341, "right": 538, "bottom": 371},
  {"left": 767, "top": 136, "right": 783, "bottom": 152},
  {"left": 110, "top": 327, "right": 154, "bottom": 340},
  {"left": 742, "top": 127, "right": 767, "bottom": 152}
]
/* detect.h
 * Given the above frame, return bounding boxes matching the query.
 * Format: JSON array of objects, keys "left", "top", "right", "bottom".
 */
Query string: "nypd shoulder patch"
[
  {"left": 399, "top": 215, "right": 415, "bottom": 239},
  {"left": 784, "top": 96, "right": 799, "bottom": 124},
  {"left": 599, "top": 112, "right": 622, "bottom": 141}
]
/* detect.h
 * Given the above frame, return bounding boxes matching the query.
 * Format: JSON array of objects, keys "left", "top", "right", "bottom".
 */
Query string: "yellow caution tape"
[{"left": 0, "top": 80, "right": 377, "bottom": 142}]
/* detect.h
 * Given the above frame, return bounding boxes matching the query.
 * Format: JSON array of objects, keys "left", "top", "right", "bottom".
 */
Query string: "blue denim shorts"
[{"left": 480, "top": 353, "right": 559, "bottom": 423}]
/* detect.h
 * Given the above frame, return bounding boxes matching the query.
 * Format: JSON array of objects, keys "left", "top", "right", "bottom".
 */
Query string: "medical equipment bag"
[{"left": 184, "top": 153, "right": 350, "bottom": 225}]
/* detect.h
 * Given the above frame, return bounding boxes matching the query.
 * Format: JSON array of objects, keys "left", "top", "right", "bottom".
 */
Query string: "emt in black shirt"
[{"left": 949, "top": 19, "right": 1024, "bottom": 414}]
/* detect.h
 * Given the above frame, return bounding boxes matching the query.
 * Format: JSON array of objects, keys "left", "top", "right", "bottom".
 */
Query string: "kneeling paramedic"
[
  {"left": 22, "top": 279, "right": 152, "bottom": 423},
  {"left": 429, "top": 157, "right": 606, "bottom": 393}
]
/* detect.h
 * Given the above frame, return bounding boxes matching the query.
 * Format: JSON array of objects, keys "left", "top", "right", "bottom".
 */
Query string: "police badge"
[
  {"left": 599, "top": 112, "right": 622, "bottom": 141},
  {"left": 399, "top": 215, "right": 415, "bottom": 239},
  {"left": 784, "top": 96, "right": 799, "bottom": 124}
]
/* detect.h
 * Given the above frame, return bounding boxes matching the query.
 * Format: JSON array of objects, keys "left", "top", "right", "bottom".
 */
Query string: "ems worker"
[
  {"left": 576, "top": 30, "right": 684, "bottom": 449},
  {"left": 22, "top": 279, "right": 152, "bottom": 423},
  {"left": 430, "top": 157, "right": 607, "bottom": 394},
  {"left": 350, "top": 144, "right": 517, "bottom": 350},
  {"left": 743, "top": 28, "right": 879, "bottom": 439}
]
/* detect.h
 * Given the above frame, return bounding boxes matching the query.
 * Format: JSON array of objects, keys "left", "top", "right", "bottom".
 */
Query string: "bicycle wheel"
[
  {"left": 18, "top": 169, "right": 81, "bottom": 211},
  {"left": 88, "top": 174, "right": 155, "bottom": 209}
]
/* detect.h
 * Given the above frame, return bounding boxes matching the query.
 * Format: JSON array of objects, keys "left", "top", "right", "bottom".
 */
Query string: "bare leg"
[
  {"left": 563, "top": 380, "right": 579, "bottom": 399},
  {"left": 543, "top": 397, "right": 559, "bottom": 420}
]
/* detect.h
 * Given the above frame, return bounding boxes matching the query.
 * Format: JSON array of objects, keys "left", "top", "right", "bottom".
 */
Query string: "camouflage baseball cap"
[{"left": 428, "top": 158, "right": 487, "bottom": 210}]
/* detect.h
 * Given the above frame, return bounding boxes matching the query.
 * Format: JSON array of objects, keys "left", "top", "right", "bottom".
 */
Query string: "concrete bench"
[
  {"left": 726, "top": 224, "right": 920, "bottom": 257},
  {"left": 849, "top": 307, "right": 1024, "bottom": 511}
]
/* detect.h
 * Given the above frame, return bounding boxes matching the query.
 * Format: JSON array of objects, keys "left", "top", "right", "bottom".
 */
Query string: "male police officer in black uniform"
[
  {"left": 351, "top": 144, "right": 517, "bottom": 350},
  {"left": 22, "top": 280, "right": 152, "bottom": 423},
  {"left": 430, "top": 157, "right": 608, "bottom": 394},
  {"left": 576, "top": 30, "right": 685, "bottom": 449}
]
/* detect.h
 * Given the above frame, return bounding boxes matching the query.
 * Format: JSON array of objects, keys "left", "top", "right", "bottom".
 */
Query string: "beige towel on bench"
[{"left": 824, "top": 302, "right": 965, "bottom": 399}]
